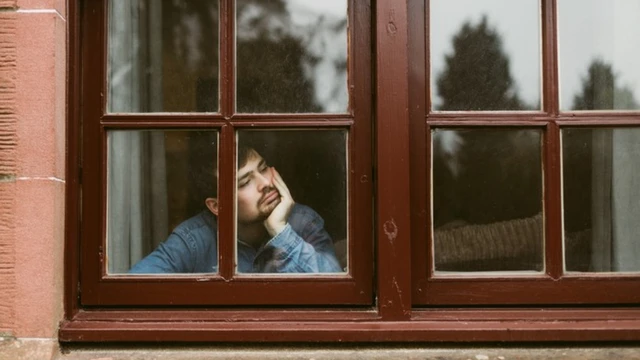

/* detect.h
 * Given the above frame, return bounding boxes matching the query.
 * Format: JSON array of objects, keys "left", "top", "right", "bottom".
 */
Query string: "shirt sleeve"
[{"left": 257, "top": 205, "right": 343, "bottom": 273}]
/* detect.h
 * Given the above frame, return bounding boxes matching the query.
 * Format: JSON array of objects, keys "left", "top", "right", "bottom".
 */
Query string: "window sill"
[{"left": 59, "top": 308, "right": 640, "bottom": 342}]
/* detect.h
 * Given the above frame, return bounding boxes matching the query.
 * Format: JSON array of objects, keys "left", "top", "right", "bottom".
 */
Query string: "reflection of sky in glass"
[
  {"left": 558, "top": 0, "right": 640, "bottom": 110},
  {"left": 287, "top": 0, "right": 348, "bottom": 112},
  {"left": 430, "top": 0, "right": 540, "bottom": 109},
  {"left": 288, "top": 0, "right": 345, "bottom": 21}
]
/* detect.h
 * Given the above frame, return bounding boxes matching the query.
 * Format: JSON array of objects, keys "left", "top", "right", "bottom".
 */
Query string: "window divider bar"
[
  {"left": 545, "top": 122, "right": 563, "bottom": 279},
  {"left": 542, "top": 0, "right": 559, "bottom": 115},
  {"left": 424, "top": 0, "right": 432, "bottom": 112},
  {"left": 375, "top": 0, "right": 412, "bottom": 320},
  {"left": 218, "top": 124, "right": 235, "bottom": 280},
  {"left": 427, "top": 118, "right": 552, "bottom": 126},
  {"left": 220, "top": 0, "right": 234, "bottom": 117},
  {"left": 100, "top": 0, "right": 108, "bottom": 115}
]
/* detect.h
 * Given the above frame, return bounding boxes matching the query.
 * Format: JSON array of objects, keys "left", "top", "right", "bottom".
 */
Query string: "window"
[
  {"left": 62, "top": 0, "right": 640, "bottom": 342},
  {"left": 411, "top": 0, "right": 640, "bottom": 307},
  {"left": 77, "top": 0, "right": 372, "bottom": 306}
]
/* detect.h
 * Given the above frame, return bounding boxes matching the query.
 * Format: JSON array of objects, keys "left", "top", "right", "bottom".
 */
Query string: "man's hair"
[
  {"left": 237, "top": 145, "right": 259, "bottom": 169},
  {"left": 190, "top": 143, "right": 259, "bottom": 208},
  {"left": 186, "top": 132, "right": 218, "bottom": 213}
]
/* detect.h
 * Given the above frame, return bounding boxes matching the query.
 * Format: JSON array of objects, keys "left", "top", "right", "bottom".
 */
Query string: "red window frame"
[{"left": 61, "top": 0, "right": 640, "bottom": 342}]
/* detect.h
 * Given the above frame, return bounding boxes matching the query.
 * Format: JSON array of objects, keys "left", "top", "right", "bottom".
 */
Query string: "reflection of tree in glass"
[
  {"left": 564, "top": 61, "right": 639, "bottom": 270},
  {"left": 572, "top": 59, "right": 639, "bottom": 110},
  {"left": 236, "top": 0, "right": 317, "bottom": 112},
  {"left": 236, "top": 0, "right": 346, "bottom": 113},
  {"left": 236, "top": 33, "right": 321, "bottom": 112},
  {"left": 161, "top": 0, "right": 220, "bottom": 112},
  {"left": 435, "top": 16, "right": 524, "bottom": 111},
  {"left": 162, "top": 0, "right": 347, "bottom": 113},
  {"left": 432, "top": 17, "right": 541, "bottom": 230}
]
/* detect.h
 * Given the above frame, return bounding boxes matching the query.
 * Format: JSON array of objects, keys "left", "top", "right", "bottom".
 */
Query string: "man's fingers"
[
  {"left": 271, "top": 167, "right": 292, "bottom": 199},
  {"left": 269, "top": 169, "right": 285, "bottom": 196},
  {"left": 269, "top": 168, "right": 284, "bottom": 192}
]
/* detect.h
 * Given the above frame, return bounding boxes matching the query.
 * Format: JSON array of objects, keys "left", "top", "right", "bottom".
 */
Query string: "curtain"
[
  {"left": 611, "top": 130, "right": 640, "bottom": 271},
  {"left": 107, "top": 0, "right": 168, "bottom": 273},
  {"left": 591, "top": 129, "right": 640, "bottom": 272}
]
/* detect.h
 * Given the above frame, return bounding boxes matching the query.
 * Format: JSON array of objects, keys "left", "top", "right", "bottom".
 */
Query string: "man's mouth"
[{"left": 261, "top": 190, "right": 279, "bottom": 205}]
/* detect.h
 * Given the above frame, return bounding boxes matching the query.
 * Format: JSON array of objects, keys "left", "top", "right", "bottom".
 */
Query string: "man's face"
[{"left": 236, "top": 150, "right": 280, "bottom": 224}]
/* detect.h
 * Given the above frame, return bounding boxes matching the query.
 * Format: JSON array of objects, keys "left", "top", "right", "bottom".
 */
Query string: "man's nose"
[{"left": 255, "top": 171, "right": 272, "bottom": 190}]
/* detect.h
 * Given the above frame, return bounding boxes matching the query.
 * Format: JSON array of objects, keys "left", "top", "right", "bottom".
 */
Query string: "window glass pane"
[
  {"left": 563, "top": 128, "right": 640, "bottom": 272},
  {"left": 432, "top": 129, "right": 544, "bottom": 272},
  {"left": 236, "top": 0, "right": 348, "bottom": 113},
  {"left": 558, "top": 0, "right": 640, "bottom": 111},
  {"left": 107, "top": 130, "right": 218, "bottom": 274},
  {"left": 107, "top": 0, "right": 219, "bottom": 113},
  {"left": 235, "top": 130, "right": 347, "bottom": 274},
  {"left": 430, "top": 0, "right": 541, "bottom": 111}
]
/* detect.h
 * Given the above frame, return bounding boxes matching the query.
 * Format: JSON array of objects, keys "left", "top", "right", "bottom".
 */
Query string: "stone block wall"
[{"left": 0, "top": 0, "right": 66, "bottom": 339}]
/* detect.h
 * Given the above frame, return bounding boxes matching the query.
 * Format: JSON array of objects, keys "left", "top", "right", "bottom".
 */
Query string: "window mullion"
[
  {"left": 542, "top": 0, "right": 563, "bottom": 279},
  {"left": 375, "top": 0, "right": 412, "bottom": 320},
  {"left": 218, "top": 0, "right": 234, "bottom": 280}
]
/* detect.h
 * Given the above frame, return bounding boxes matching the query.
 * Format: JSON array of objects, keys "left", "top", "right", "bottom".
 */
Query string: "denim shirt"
[{"left": 129, "top": 204, "right": 342, "bottom": 274}]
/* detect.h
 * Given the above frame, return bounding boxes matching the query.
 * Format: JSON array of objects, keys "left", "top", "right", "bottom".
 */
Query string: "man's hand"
[{"left": 264, "top": 167, "right": 295, "bottom": 237}]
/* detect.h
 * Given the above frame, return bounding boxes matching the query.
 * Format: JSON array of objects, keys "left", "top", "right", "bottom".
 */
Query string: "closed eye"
[
  {"left": 258, "top": 160, "right": 268, "bottom": 173},
  {"left": 238, "top": 178, "right": 250, "bottom": 188},
  {"left": 238, "top": 173, "right": 251, "bottom": 188}
]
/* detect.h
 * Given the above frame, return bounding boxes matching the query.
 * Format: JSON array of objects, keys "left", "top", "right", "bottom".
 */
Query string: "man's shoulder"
[{"left": 173, "top": 210, "right": 217, "bottom": 238}]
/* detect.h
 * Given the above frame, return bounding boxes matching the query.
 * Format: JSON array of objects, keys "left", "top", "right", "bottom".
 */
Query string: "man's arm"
[
  {"left": 128, "top": 212, "right": 217, "bottom": 274},
  {"left": 258, "top": 204, "right": 343, "bottom": 273},
  {"left": 129, "top": 232, "right": 194, "bottom": 273},
  {"left": 255, "top": 168, "right": 341, "bottom": 273}
]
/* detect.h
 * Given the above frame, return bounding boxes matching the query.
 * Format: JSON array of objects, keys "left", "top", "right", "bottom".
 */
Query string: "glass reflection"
[
  {"left": 559, "top": 0, "right": 640, "bottom": 111},
  {"left": 563, "top": 128, "right": 640, "bottom": 272},
  {"left": 236, "top": 0, "right": 348, "bottom": 113},
  {"left": 432, "top": 129, "right": 543, "bottom": 272},
  {"left": 235, "top": 130, "right": 347, "bottom": 273},
  {"left": 107, "top": 0, "right": 219, "bottom": 113},
  {"left": 108, "top": 130, "right": 218, "bottom": 274},
  {"left": 430, "top": 0, "right": 541, "bottom": 111}
]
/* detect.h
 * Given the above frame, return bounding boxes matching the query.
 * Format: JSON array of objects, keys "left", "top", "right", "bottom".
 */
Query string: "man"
[{"left": 129, "top": 146, "right": 342, "bottom": 274}]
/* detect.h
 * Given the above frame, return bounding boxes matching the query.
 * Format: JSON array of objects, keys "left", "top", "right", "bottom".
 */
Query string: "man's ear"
[{"left": 205, "top": 197, "right": 219, "bottom": 216}]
